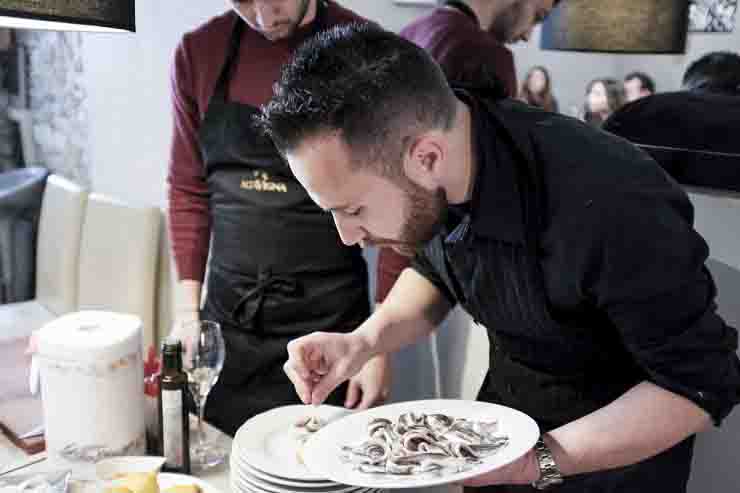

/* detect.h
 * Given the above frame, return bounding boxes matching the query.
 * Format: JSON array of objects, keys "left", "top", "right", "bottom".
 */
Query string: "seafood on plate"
[{"left": 340, "top": 412, "right": 509, "bottom": 477}]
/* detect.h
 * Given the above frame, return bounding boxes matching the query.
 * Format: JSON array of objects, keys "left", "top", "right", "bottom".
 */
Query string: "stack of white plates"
[{"left": 230, "top": 405, "right": 385, "bottom": 493}]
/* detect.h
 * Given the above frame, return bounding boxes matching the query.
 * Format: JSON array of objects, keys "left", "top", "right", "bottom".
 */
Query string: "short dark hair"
[
  {"left": 259, "top": 23, "right": 458, "bottom": 176},
  {"left": 624, "top": 71, "right": 655, "bottom": 94},
  {"left": 682, "top": 51, "right": 740, "bottom": 95}
]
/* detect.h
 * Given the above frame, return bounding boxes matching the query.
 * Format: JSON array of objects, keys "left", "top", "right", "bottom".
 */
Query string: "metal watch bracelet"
[{"left": 531, "top": 436, "right": 564, "bottom": 490}]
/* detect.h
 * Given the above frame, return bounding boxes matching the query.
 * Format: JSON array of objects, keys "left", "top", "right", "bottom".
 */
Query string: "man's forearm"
[
  {"left": 546, "top": 381, "right": 711, "bottom": 477},
  {"left": 357, "top": 268, "right": 452, "bottom": 357}
]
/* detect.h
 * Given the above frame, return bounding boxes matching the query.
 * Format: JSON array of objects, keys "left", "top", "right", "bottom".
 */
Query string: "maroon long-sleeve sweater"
[
  {"left": 167, "top": 4, "right": 362, "bottom": 282},
  {"left": 374, "top": 6, "right": 520, "bottom": 303}
]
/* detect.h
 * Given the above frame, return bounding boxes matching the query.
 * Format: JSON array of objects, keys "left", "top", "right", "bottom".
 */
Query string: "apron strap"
[{"left": 211, "top": 18, "right": 245, "bottom": 104}]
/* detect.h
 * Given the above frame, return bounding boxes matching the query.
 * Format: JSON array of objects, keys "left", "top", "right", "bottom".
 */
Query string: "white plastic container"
[{"left": 36, "top": 311, "right": 146, "bottom": 470}]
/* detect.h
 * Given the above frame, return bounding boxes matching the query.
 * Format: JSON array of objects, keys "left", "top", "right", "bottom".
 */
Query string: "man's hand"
[
  {"left": 169, "top": 309, "right": 200, "bottom": 361},
  {"left": 345, "top": 354, "right": 392, "bottom": 410},
  {"left": 284, "top": 331, "right": 374, "bottom": 405},
  {"left": 461, "top": 447, "right": 540, "bottom": 487}
]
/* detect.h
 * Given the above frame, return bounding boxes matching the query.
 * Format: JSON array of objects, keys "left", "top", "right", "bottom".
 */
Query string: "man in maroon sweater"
[
  {"left": 377, "top": 1, "right": 562, "bottom": 304},
  {"left": 166, "top": 0, "right": 390, "bottom": 436}
]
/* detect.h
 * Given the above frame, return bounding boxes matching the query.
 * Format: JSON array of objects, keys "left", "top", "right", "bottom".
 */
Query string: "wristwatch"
[{"left": 531, "top": 436, "right": 564, "bottom": 490}]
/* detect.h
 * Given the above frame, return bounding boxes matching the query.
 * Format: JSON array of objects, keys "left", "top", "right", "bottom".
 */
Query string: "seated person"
[
  {"left": 604, "top": 51, "right": 740, "bottom": 192},
  {"left": 519, "top": 66, "right": 559, "bottom": 113},
  {"left": 624, "top": 71, "right": 656, "bottom": 103},
  {"left": 582, "top": 78, "right": 624, "bottom": 126}
]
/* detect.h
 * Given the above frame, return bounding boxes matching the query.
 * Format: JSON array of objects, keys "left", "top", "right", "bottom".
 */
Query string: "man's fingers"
[
  {"left": 345, "top": 380, "right": 361, "bottom": 409},
  {"left": 311, "top": 365, "right": 346, "bottom": 405},
  {"left": 356, "top": 387, "right": 376, "bottom": 410},
  {"left": 286, "top": 339, "right": 314, "bottom": 380},
  {"left": 284, "top": 361, "right": 313, "bottom": 404}
]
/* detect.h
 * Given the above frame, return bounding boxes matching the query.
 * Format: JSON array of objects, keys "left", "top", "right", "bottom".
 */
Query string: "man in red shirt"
[
  {"left": 166, "top": 0, "right": 389, "bottom": 436},
  {"left": 377, "top": 0, "right": 562, "bottom": 303}
]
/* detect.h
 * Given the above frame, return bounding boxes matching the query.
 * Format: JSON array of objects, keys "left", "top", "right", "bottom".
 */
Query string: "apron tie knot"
[{"left": 230, "top": 269, "right": 300, "bottom": 328}]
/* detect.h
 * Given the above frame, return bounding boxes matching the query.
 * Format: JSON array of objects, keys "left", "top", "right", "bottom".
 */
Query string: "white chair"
[
  {"left": 0, "top": 175, "right": 87, "bottom": 342},
  {"left": 684, "top": 187, "right": 740, "bottom": 493},
  {"left": 75, "top": 193, "right": 161, "bottom": 351},
  {"left": 436, "top": 307, "right": 489, "bottom": 400}
]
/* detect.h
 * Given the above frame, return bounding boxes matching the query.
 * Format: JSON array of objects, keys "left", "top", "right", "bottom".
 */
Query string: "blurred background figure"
[
  {"left": 604, "top": 50, "right": 740, "bottom": 193},
  {"left": 519, "top": 65, "right": 559, "bottom": 112},
  {"left": 682, "top": 51, "right": 740, "bottom": 95},
  {"left": 583, "top": 77, "right": 624, "bottom": 126},
  {"left": 623, "top": 71, "right": 656, "bottom": 103}
]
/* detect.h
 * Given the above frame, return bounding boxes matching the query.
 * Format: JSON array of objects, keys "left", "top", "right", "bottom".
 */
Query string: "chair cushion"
[{"left": 0, "top": 301, "right": 56, "bottom": 343}]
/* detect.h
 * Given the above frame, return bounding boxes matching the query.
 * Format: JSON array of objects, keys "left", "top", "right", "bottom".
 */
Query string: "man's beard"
[
  {"left": 488, "top": 1, "right": 525, "bottom": 43},
  {"left": 260, "top": 0, "right": 312, "bottom": 41},
  {"left": 364, "top": 181, "right": 447, "bottom": 257}
]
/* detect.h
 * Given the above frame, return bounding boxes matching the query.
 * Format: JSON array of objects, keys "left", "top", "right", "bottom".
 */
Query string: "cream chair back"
[
  {"left": 685, "top": 187, "right": 740, "bottom": 493},
  {"left": 35, "top": 175, "right": 87, "bottom": 315},
  {"left": 76, "top": 193, "right": 161, "bottom": 351}
]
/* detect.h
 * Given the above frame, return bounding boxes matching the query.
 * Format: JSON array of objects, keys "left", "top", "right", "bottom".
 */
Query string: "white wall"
[
  {"left": 81, "top": 1, "right": 222, "bottom": 207},
  {"left": 510, "top": 25, "right": 620, "bottom": 116}
]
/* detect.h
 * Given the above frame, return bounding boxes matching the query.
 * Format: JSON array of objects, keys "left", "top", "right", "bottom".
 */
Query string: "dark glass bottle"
[{"left": 157, "top": 338, "right": 190, "bottom": 473}]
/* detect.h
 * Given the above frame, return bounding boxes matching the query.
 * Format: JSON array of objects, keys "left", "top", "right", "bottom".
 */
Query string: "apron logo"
[{"left": 241, "top": 171, "right": 288, "bottom": 193}]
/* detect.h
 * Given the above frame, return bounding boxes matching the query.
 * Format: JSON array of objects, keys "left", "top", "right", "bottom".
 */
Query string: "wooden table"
[{"left": 1, "top": 425, "right": 457, "bottom": 493}]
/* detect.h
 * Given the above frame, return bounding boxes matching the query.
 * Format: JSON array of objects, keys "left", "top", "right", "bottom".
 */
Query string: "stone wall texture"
[{"left": 16, "top": 30, "right": 91, "bottom": 186}]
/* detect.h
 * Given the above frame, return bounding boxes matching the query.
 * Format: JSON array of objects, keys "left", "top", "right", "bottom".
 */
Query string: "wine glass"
[{"left": 182, "top": 320, "right": 226, "bottom": 470}]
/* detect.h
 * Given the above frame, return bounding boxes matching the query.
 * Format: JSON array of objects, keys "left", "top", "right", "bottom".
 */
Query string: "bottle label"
[{"left": 162, "top": 389, "right": 184, "bottom": 468}]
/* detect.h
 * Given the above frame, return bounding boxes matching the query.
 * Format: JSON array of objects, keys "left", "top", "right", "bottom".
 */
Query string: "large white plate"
[
  {"left": 230, "top": 476, "right": 383, "bottom": 493},
  {"left": 233, "top": 404, "right": 351, "bottom": 481},
  {"left": 159, "top": 473, "right": 223, "bottom": 493},
  {"left": 233, "top": 460, "right": 338, "bottom": 489},
  {"left": 302, "top": 399, "right": 539, "bottom": 489}
]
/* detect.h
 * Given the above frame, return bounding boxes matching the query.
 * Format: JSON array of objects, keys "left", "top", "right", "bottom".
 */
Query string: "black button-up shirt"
[{"left": 413, "top": 91, "right": 740, "bottom": 427}]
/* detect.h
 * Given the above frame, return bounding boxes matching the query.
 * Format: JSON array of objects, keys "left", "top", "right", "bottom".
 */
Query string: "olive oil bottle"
[{"left": 158, "top": 338, "right": 191, "bottom": 473}]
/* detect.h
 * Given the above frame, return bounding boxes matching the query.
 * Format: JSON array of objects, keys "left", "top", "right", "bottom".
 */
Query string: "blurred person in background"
[
  {"left": 583, "top": 78, "right": 624, "bottom": 126},
  {"left": 682, "top": 51, "right": 740, "bottom": 95},
  {"left": 623, "top": 71, "right": 655, "bottom": 103},
  {"left": 519, "top": 65, "right": 559, "bottom": 112},
  {"left": 604, "top": 51, "right": 740, "bottom": 192}
]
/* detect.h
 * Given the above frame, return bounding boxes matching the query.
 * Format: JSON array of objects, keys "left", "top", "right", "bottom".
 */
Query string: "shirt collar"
[
  {"left": 455, "top": 89, "right": 526, "bottom": 246},
  {"left": 443, "top": 1, "right": 479, "bottom": 26}
]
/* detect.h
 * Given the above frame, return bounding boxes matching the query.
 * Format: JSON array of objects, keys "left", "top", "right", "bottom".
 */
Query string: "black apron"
[
  {"left": 442, "top": 91, "right": 696, "bottom": 493},
  {"left": 197, "top": 7, "right": 369, "bottom": 436}
]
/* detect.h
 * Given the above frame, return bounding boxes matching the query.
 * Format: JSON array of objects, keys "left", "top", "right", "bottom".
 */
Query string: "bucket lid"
[{"left": 37, "top": 311, "right": 142, "bottom": 364}]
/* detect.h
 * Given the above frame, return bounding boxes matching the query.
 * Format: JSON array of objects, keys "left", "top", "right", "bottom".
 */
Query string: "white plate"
[
  {"left": 160, "top": 473, "right": 223, "bottom": 493},
  {"left": 230, "top": 478, "right": 382, "bottom": 493},
  {"left": 302, "top": 399, "right": 540, "bottom": 489},
  {"left": 233, "top": 468, "right": 371, "bottom": 493},
  {"left": 233, "top": 404, "right": 352, "bottom": 481},
  {"left": 96, "top": 456, "right": 166, "bottom": 479},
  {"left": 233, "top": 460, "right": 338, "bottom": 489},
  {"left": 231, "top": 476, "right": 382, "bottom": 493}
]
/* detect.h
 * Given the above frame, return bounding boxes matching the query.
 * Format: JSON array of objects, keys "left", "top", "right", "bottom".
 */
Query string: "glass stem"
[{"left": 197, "top": 395, "right": 207, "bottom": 449}]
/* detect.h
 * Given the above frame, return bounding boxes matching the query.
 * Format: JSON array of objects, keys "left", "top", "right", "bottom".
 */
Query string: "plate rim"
[
  {"left": 232, "top": 458, "right": 338, "bottom": 488},
  {"left": 158, "top": 472, "right": 223, "bottom": 493},
  {"left": 233, "top": 404, "right": 351, "bottom": 481},
  {"left": 232, "top": 467, "right": 374, "bottom": 493},
  {"left": 302, "top": 399, "right": 540, "bottom": 489}
]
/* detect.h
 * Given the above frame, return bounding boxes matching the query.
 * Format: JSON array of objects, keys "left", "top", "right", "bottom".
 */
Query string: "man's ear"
[{"left": 402, "top": 133, "right": 445, "bottom": 189}]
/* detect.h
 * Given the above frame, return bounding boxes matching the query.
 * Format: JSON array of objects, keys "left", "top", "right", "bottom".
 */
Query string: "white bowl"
[{"left": 95, "top": 456, "right": 166, "bottom": 480}]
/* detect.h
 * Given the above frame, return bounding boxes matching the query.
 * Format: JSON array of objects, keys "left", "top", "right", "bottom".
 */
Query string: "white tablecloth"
[{"left": 1, "top": 424, "right": 457, "bottom": 493}]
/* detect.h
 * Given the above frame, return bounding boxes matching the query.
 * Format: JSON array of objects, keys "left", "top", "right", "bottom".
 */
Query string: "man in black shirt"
[{"left": 260, "top": 24, "right": 740, "bottom": 492}]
